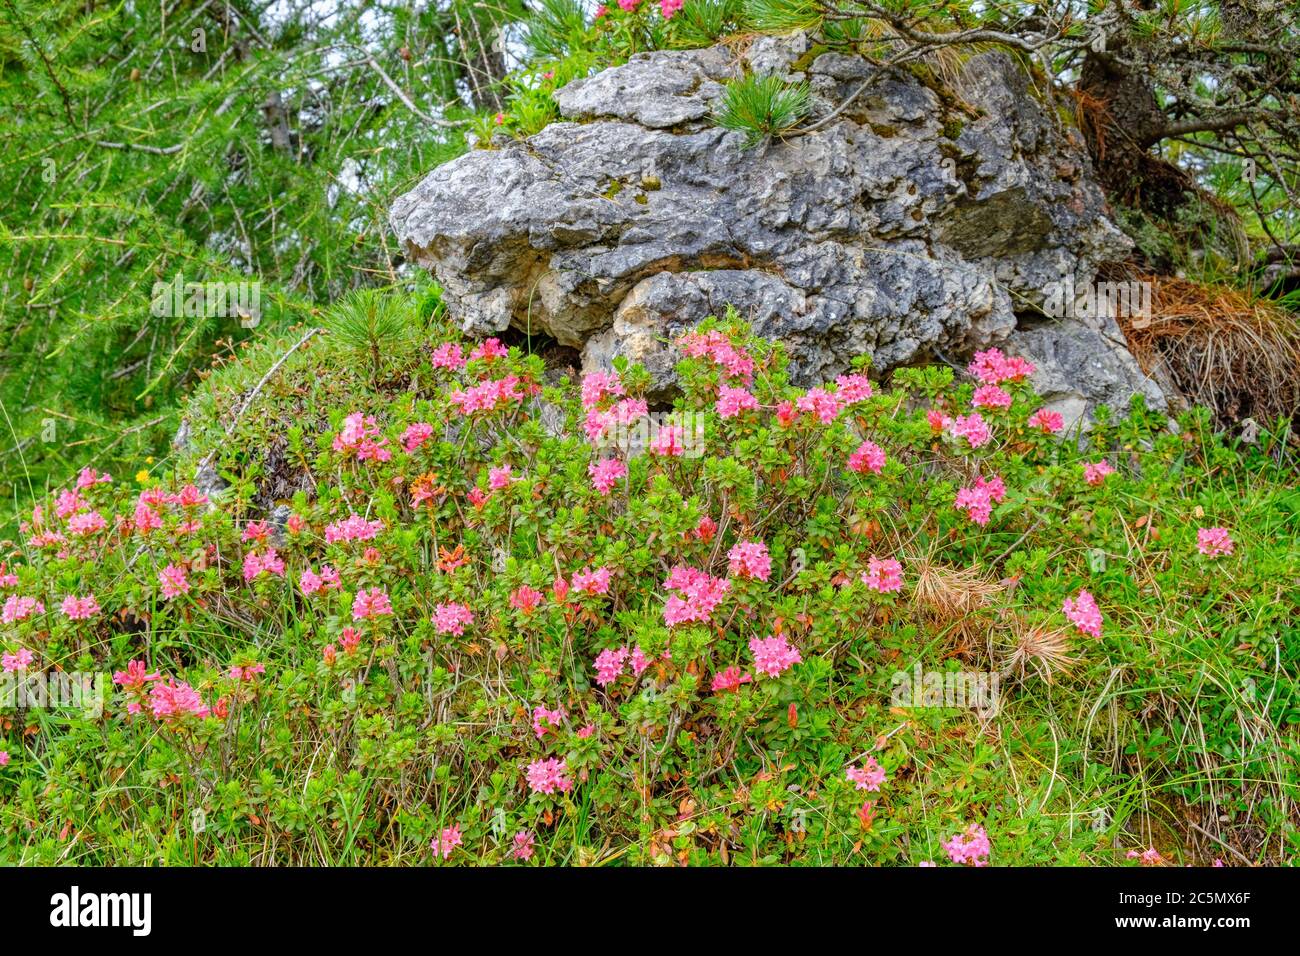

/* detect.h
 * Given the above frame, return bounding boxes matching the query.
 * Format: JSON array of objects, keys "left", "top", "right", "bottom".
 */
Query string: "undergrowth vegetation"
[{"left": 1, "top": 298, "right": 1296, "bottom": 865}]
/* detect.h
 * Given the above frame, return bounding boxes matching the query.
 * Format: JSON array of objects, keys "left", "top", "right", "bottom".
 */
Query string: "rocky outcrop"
[{"left": 391, "top": 35, "right": 1164, "bottom": 415}]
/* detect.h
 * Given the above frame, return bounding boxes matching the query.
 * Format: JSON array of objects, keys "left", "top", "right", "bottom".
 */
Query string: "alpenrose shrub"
[{"left": 1, "top": 312, "right": 1295, "bottom": 866}]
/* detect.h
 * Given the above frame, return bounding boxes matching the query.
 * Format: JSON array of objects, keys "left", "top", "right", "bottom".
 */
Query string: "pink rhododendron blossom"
[
  {"left": 594, "top": 646, "right": 629, "bottom": 687},
  {"left": 1027, "top": 408, "right": 1064, "bottom": 433},
  {"left": 2, "top": 648, "right": 34, "bottom": 672},
  {"left": 67, "top": 510, "right": 107, "bottom": 537},
  {"left": 571, "top": 566, "right": 611, "bottom": 595},
  {"left": 1084, "top": 460, "right": 1115, "bottom": 486},
  {"left": 432, "top": 825, "right": 462, "bottom": 859},
  {"left": 677, "top": 330, "right": 754, "bottom": 383},
  {"left": 229, "top": 663, "right": 265, "bottom": 681},
  {"left": 333, "top": 413, "right": 391, "bottom": 462},
  {"left": 525, "top": 757, "right": 573, "bottom": 795},
  {"left": 430, "top": 342, "right": 465, "bottom": 370},
  {"left": 0, "top": 751, "right": 8, "bottom": 766},
  {"left": 580, "top": 370, "right": 624, "bottom": 411},
  {"left": 662, "top": 566, "right": 730, "bottom": 626},
  {"left": 847, "top": 758, "right": 887, "bottom": 792},
  {"left": 448, "top": 376, "right": 526, "bottom": 416},
  {"left": 242, "top": 548, "right": 285, "bottom": 582},
  {"left": 954, "top": 474, "right": 1007, "bottom": 526},
  {"left": 972, "top": 385, "right": 1013, "bottom": 410},
  {"left": 2, "top": 596, "right": 44, "bottom": 624},
  {"left": 968, "top": 348, "right": 1034, "bottom": 385},
  {"left": 727, "top": 540, "right": 772, "bottom": 581},
  {"left": 659, "top": 0, "right": 682, "bottom": 16},
  {"left": 76, "top": 467, "right": 112, "bottom": 489},
  {"left": 861, "top": 556, "right": 903, "bottom": 593},
  {"left": 510, "top": 585, "right": 544, "bottom": 614},
  {"left": 1063, "top": 589, "right": 1103, "bottom": 638},
  {"left": 470, "top": 337, "right": 508, "bottom": 362},
  {"left": 647, "top": 425, "right": 688, "bottom": 457},
  {"left": 402, "top": 422, "right": 434, "bottom": 452},
  {"left": 943, "top": 824, "right": 991, "bottom": 866},
  {"left": 352, "top": 587, "right": 393, "bottom": 620},
  {"left": 835, "top": 373, "right": 873, "bottom": 403},
  {"left": 113, "top": 660, "right": 160, "bottom": 692},
  {"left": 716, "top": 385, "right": 759, "bottom": 419},
  {"left": 1197, "top": 527, "right": 1234, "bottom": 558},
  {"left": 927, "top": 408, "right": 953, "bottom": 434},
  {"left": 532, "top": 705, "right": 566, "bottom": 739},
  {"left": 748, "top": 634, "right": 802, "bottom": 678},
  {"left": 433, "top": 602, "right": 474, "bottom": 635},
  {"left": 951, "top": 412, "right": 992, "bottom": 448},
  {"left": 588, "top": 457, "right": 627, "bottom": 495},
  {"left": 149, "top": 680, "right": 210, "bottom": 721},
  {"left": 60, "top": 594, "right": 100, "bottom": 620},
  {"left": 512, "top": 830, "right": 535, "bottom": 860},
  {"left": 489, "top": 465, "right": 514, "bottom": 490},
  {"left": 1127, "top": 847, "right": 1163, "bottom": 866},
  {"left": 848, "top": 439, "right": 886, "bottom": 475},
  {"left": 324, "top": 514, "right": 383, "bottom": 544},
  {"left": 796, "top": 387, "right": 843, "bottom": 424},
  {"left": 711, "top": 666, "right": 753, "bottom": 693}
]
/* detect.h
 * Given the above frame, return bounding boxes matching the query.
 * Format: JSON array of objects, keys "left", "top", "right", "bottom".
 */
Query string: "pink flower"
[
  {"left": 972, "top": 385, "right": 1012, "bottom": 411},
  {"left": 229, "top": 662, "right": 265, "bottom": 681},
  {"left": 951, "top": 413, "right": 992, "bottom": 448},
  {"left": 431, "top": 342, "right": 465, "bottom": 370},
  {"left": 835, "top": 373, "right": 873, "bottom": 404},
  {"left": 711, "top": 666, "right": 753, "bottom": 693},
  {"left": 324, "top": 514, "right": 383, "bottom": 544},
  {"left": 448, "top": 376, "right": 526, "bottom": 417},
  {"left": 647, "top": 425, "right": 688, "bottom": 457},
  {"left": 926, "top": 408, "right": 953, "bottom": 434},
  {"left": 510, "top": 585, "right": 544, "bottom": 614},
  {"left": 848, "top": 439, "right": 886, "bottom": 475},
  {"left": 489, "top": 465, "right": 514, "bottom": 490},
  {"left": 593, "top": 646, "right": 629, "bottom": 687},
  {"left": 76, "top": 467, "right": 112, "bottom": 489},
  {"left": 525, "top": 757, "right": 573, "bottom": 795},
  {"left": 968, "top": 348, "right": 1034, "bottom": 385},
  {"left": 1084, "top": 460, "right": 1115, "bottom": 486},
  {"left": 2, "top": 595, "right": 44, "bottom": 624},
  {"left": 594, "top": 4, "right": 608, "bottom": 18},
  {"left": 59, "top": 594, "right": 100, "bottom": 620},
  {"left": 588, "top": 457, "right": 627, "bottom": 495},
  {"left": 943, "top": 824, "right": 991, "bottom": 866},
  {"left": 796, "top": 387, "right": 843, "bottom": 424},
  {"left": 433, "top": 602, "right": 474, "bottom": 636},
  {"left": 352, "top": 587, "right": 393, "bottom": 620},
  {"left": 299, "top": 569, "right": 324, "bottom": 595},
  {"left": 727, "top": 540, "right": 772, "bottom": 582},
  {"left": 1197, "top": 527, "right": 1234, "bottom": 558},
  {"left": 629, "top": 645, "right": 653, "bottom": 677},
  {"left": 432, "top": 824, "right": 462, "bottom": 860},
  {"left": 2, "top": 648, "right": 34, "bottom": 672},
  {"left": 1028, "top": 408, "right": 1064, "bottom": 433},
  {"left": 860, "top": 556, "right": 903, "bottom": 593},
  {"left": 67, "top": 510, "right": 107, "bottom": 537},
  {"left": 580, "top": 370, "right": 624, "bottom": 411},
  {"left": 1127, "top": 847, "right": 1163, "bottom": 866},
  {"left": 511, "top": 830, "right": 535, "bottom": 860},
  {"left": 571, "top": 566, "right": 611, "bottom": 596},
  {"left": 470, "top": 337, "right": 509, "bottom": 362},
  {"left": 954, "top": 474, "right": 1006, "bottom": 526},
  {"left": 242, "top": 548, "right": 285, "bottom": 583},
  {"left": 532, "top": 705, "right": 566, "bottom": 739},
  {"left": 577, "top": 723, "right": 596, "bottom": 738},
  {"left": 662, "top": 566, "right": 730, "bottom": 626},
  {"left": 112, "top": 659, "right": 160, "bottom": 692},
  {"left": 0, "top": 751, "right": 8, "bottom": 766},
  {"left": 402, "top": 422, "right": 434, "bottom": 453},
  {"left": 332, "top": 412, "right": 391, "bottom": 463},
  {"left": 748, "top": 634, "right": 802, "bottom": 678},
  {"left": 659, "top": 0, "right": 682, "bottom": 16},
  {"left": 149, "top": 679, "right": 210, "bottom": 721},
  {"left": 846, "top": 758, "right": 887, "bottom": 792},
  {"left": 693, "top": 515, "right": 717, "bottom": 542},
  {"left": 1063, "top": 589, "right": 1103, "bottom": 638},
  {"left": 716, "top": 385, "right": 759, "bottom": 419}
]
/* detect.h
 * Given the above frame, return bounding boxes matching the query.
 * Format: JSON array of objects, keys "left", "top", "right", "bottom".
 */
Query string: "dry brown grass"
[
  {"left": 1110, "top": 270, "right": 1300, "bottom": 429},
  {"left": 1000, "top": 618, "right": 1079, "bottom": 685}
]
